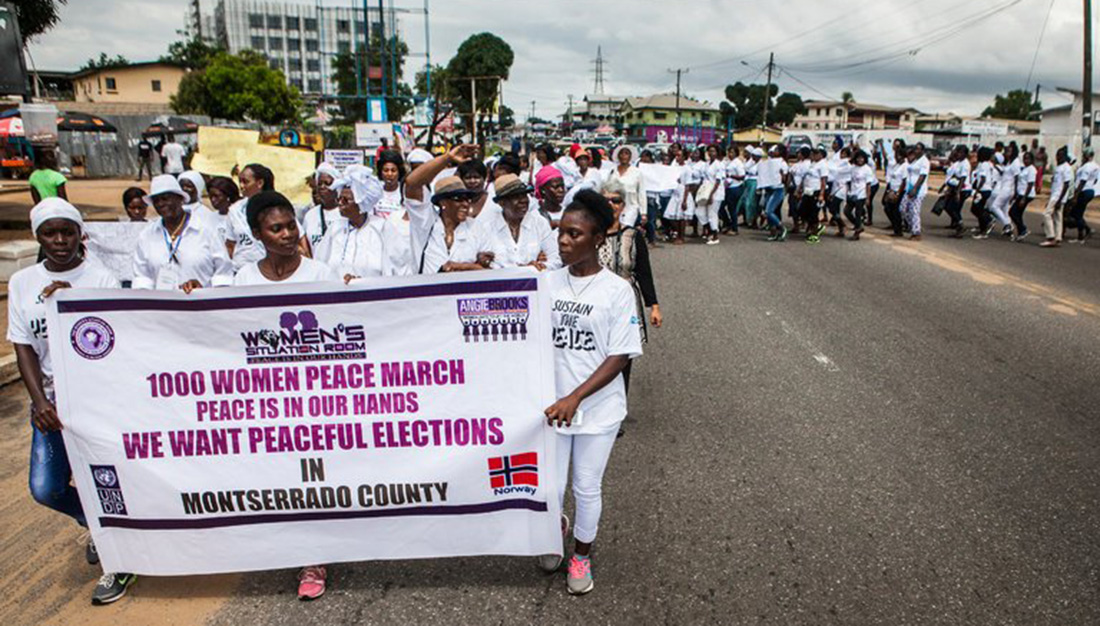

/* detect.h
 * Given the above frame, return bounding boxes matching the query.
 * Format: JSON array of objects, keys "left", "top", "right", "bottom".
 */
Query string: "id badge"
[{"left": 155, "top": 262, "right": 181, "bottom": 291}]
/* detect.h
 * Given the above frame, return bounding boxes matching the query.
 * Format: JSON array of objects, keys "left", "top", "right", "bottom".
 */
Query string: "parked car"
[
  {"left": 783, "top": 134, "right": 813, "bottom": 154},
  {"left": 926, "top": 147, "right": 950, "bottom": 171}
]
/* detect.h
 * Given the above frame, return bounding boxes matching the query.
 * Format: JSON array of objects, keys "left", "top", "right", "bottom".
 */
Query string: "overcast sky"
[{"left": 27, "top": 0, "right": 1085, "bottom": 118}]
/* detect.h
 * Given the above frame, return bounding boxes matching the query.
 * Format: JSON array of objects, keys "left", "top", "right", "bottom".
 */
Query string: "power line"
[{"left": 1025, "top": 0, "right": 1057, "bottom": 91}]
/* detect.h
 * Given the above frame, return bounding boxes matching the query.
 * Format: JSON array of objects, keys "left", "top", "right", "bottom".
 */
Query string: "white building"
[
  {"left": 792, "top": 100, "right": 919, "bottom": 131},
  {"left": 189, "top": 0, "right": 400, "bottom": 96}
]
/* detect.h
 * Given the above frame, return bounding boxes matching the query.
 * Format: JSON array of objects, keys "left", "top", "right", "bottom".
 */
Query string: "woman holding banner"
[
  {"left": 8, "top": 199, "right": 137, "bottom": 605},
  {"left": 543, "top": 189, "right": 643, "bottom": 595}
]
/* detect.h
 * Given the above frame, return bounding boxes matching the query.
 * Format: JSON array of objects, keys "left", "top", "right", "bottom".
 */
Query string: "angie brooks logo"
[
  {"left": 457, "top": 296, "right": 530, "bottom": 343},
  {"left": 241, "top": 310, "right": 366, "bottom": 364},
  {"left": 70, "top": 317, "right": 115, "bottom": 360}
]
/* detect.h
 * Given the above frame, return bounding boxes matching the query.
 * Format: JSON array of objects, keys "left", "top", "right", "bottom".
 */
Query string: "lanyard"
[{"left": 162, "top": 213, "right": 190, "bottom": 264}]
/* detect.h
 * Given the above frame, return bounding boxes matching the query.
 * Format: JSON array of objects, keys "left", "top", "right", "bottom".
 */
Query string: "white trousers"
[
  {"left": 695, "top": 198, "right": 721, "bottom": 230},
  {"left": 555, "top": 430, "right": 619, "bottom": 544},
  {"left": 1042, "top": 196, "right": 1064, "bottom": 241},
  {"left": 988, "top": 192, "right": 1013, "bottom": 227}
]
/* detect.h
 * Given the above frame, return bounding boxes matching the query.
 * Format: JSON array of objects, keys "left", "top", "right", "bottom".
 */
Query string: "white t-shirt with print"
[
  {"left": 233, "top": 256, "right": 339, "bottom": 286},
  {"left": 375, "top": 187, "right": 404, "bottom": 220},
  {"left": 7, "top": 261, "right": 119, "bottom": 380},
  {"left": 302, "top": 205, "right": 346, "bottom": 248},
  {"left": 547, "top": 268, "right": 643, "bottom": 436},
  {"left": 1016, "top": 165, "right": 1037, "bottom": 198},
  {"left": 906, "top": 156, "right": 931, "bottom": 196},
  {"left": 1049, "top": 163, "right": 1073, "bottom": 202},
  {"left": 161, "top": 142, "right": 186, "bottom": 174}
]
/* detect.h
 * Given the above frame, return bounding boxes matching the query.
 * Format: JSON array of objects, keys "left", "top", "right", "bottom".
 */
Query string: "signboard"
[
  {"left": 0, "top": 2, "right": 28, "bottom": 96},
  {"left": 414, "top": 99, "right": 434, "bottom": 127},
  {"left": 961, "top": 119, "right": 1009, "bottom": 136},
  {"left": 322, "top": 149, "right": 365, "bottom": 172},
  {"left": 355, "top": 122, "right": 395, "bottom": 148},
  {"left": 367, "top": 97, "right": 388, "bottom": 123},
  {"left": 47, "top": 270, "right": 561, "bottom": 576}
]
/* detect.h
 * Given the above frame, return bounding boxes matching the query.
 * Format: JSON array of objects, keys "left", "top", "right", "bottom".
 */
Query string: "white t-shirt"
[
  {"left": 996, "top": 160, "right": 1021, "bottom": 196},
  {"left": 547, "top": 268, "right": 643, "bottom": 435},
  {"left": 832, "top": 158, "right": 852, "bottom": 199},
  {"left": 233, "top": 256, "right": 338, "bottom": 286},
  {"left": 302, "top": 205, "right": 346, "bottom": 248},
  {"left": 947, "top": 159, "right": 972, "bottom": 191},
  {"left": 161, "top": 142, "right": 186, "bottom": 174},
  {"left": 1049, "top": 163, "right": 1073, "bottom": 202},
  {"left": 478, "top": 207, "right": 561, "bottom": 270},
  {"left": 7, "top": 261, "right": 119, "bottom": 380},
  {"left": 803, "top": 160, "right": 828, "bottom": 194},
  {"left": 974, "top": 161, "right": 995, "bottom": 192},
  {"left": 789, "top": 160, "right": 810, "bottom": 190},
  {"left": 848, "top": 164, "right": 874, "bottom": 200},
  {"left": 1075, "top": 161, "right": 1099, "bottom": 193},
  {"left": 1016, "top": 165, "right": 1037, "bottom": 198},
  {"left": 226, "top": 198, "right": 264, "bottom": 270},
  {"left": 724, "top": 157, "right": 746, "bottom": 188},
  {"left": 375, "top": 187, "right": 404, "bottom": 220},
  {"left": 906, "top": 156, "right": 931, "bottom": 196},
  {"left": 744, "top": 158, "right": 759, "bottom": 181},
  {"left": 757, "top": 158, "right": 789, "bottom": 190},
  {"left": 381, "top": 209, "right": 415, "bottom": 277}
]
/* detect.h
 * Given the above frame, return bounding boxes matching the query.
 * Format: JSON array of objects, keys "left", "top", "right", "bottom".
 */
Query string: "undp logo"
[{"left": 70, "top": 317, "right": 115, "bottom": 360}]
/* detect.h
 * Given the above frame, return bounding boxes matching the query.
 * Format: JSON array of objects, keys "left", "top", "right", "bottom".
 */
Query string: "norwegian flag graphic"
[{"left": 488, "top": 452, "right": 539, "bottom": 489}]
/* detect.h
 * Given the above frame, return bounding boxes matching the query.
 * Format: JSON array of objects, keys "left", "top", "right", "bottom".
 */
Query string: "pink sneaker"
[
  {"left": 567, "top": 555, "right": 594, "bottom": 595},
  {"left": 297, "top": 565, "right": 327, "bottom": 601}
]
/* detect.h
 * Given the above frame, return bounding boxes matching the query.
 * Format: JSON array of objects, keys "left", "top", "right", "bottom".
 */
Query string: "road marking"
[{"left": 866, "top": 233, "right": 1099, "bottom": 320}]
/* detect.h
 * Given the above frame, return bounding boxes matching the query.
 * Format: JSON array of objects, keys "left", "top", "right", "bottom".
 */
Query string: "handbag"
[
  {"left": 931, "top": 195, "right": 947, "bottom": 216},
  {"left": 695, "top": 180, "right": 716, "bottom": 205}
]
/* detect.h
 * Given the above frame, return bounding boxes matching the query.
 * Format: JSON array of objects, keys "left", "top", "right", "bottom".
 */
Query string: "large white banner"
[{"left": 47, "top": 269, "right": 560, "bottom": 576}]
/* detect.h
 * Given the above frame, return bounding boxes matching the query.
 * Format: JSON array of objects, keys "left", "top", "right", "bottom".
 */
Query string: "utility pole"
[
  {"left": 592, "top": 46, "right": 607, "bottom": 95},
  {"left": 1034, "top": 83, "right": 1041, "bottom": 108},
  {"left": 377, "top": 0, "right": 387, "bottom": 100},
  {"left": 669, "top": 68, "right": 688, "bottom": 142},
  {"left": 1086, "top": 0, "right": 1094, "bottom": 147},
  {"left": 761, "top": 52, "right": 775, "bottom": 142},
  {"left": 470, "top": 77, "right": 478, "bottom": 144},
  {"left": 566, "top": 94, "right": 574, "bottom": 135}
]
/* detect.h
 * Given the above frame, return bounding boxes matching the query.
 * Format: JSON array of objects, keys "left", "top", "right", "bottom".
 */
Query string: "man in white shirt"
[{"left": 160, "top": 135, "right": 186, "bottom": 175}]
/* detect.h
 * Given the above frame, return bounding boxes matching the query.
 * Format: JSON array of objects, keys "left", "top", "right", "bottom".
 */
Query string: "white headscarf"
[
  {"left": 407, "top": 148, "right": 432, "bottom": 165},
  {"left": 333, "top": 165, "right": 384, "bottom": 215},
  {"left": 31, "top": 197, "right": 84, "bottom": 235},
  {"left": 178, "top": 171, "right": 206, "bottom": 203},
  {"left": 314, "top": 162, "right": 340, "bottom": 182}
]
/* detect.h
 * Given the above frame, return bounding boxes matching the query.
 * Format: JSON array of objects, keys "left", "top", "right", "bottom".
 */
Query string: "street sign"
[
  {"left": 355, "top": 122, "right": 394, "bottom": 148},
  {"left": 367, "top": 97, "right": 388, "bottom": 123},
  {"left": 961, "top": 119, "right": 1009, "bottom": 136},
  {"left": 323, "top": 149, "right": 365, "bottom": 172}
]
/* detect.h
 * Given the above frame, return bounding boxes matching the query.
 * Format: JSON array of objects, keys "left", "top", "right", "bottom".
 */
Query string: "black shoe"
[
  {"left": 85, "top": 538, "right": 99, "bottom": 565},
  {"left": 92, "top": 573, "right": 137, "bottom": 605}
]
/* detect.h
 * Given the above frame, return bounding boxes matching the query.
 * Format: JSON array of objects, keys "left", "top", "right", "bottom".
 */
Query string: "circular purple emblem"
[{"left": 70, "top": 317, "right": 115, "bottom": 360}]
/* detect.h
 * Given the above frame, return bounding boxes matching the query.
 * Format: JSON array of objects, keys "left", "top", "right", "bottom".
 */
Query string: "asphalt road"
[{"left": 3, "top": 197, "right": 1099, "bottom": 625}]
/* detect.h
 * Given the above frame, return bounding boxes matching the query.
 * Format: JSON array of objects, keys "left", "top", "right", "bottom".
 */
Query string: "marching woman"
[
  {"left": 866, "top": 149, "right": 881, "bottom": 227},
  {"left": 235, "top": 190, "right": 340, "bottom": 286},
  {"left": 226, "top": 163, "right": 275, "bottom": 269},
  {"left": 722, "top": 145, "right": 746, "bottom": 234},
  {"left": 1009, "top": 150, "right": 1037, "bottom": 242},
  {"left": 542, "top": 189, "right": 643, "bottom": 595},
  {"left": 787, "top": 147, "right": 811, "bottom": 234},
  {"left": 403, "top": 145, "right": 491, "bottom": 274},
  {"left": 313, "top": 166, "right": 386, "bottom": 282},
  {"left": 1040, "top": 147, "right": 1074, "bottom": 247},
  {"left": 828, "top": 146, "right": 852, "bottom": 237},
  {"left": 663, "top": 149, "right": 692, "bottom": 245},
  {"left": 884, "top": 144, "right": 910, "bottom": 237},
  {"left": 231, "top": 191, "right": 338, "bottom": 600},
  {"left": 1068, "top": 148, "right": 1097, "bottom": 243},
  {"left": 535, "top": 165, "right": 568, "bottom": 230},
  {"left": 605, "top": 145, "right": 646, "bottom": 229},
  {"left": 132, "top": 175, "right": 234, "bottom": 291},
  {"left": 375, "top": 150, "right": 407, "bottom": 220},
  {"left": 479, "top": 173, "right": 561, "bottom": 270},
  {"left": 178, "top": 171, "right": 211, "bottom": 217},
  {"left": 844, "top": 150, "right": 873, "bottom": 240},
  {"left": 9, "top": 199, "right": 137, "bottom": 605},
  {"left": 988, "top": 147, "right": 1019, "bottom": 238},
  {"left": 205, "top": 176, "right": 240, "bottom": 243},
  {"left": 736, "top": 147, "right": 761, "bottom": 228},
  {"left": 695, "top": 144, "right": 725, "bottom": 244},
  {"left": 759, "top": 145, "right": 789, "bottom": 242},
  {"left": 122, "top": 186, "right": 148, "bottom": 222},
  {"left": 800, "top": 147, "right": 829, "bottom": 243},
  {"left": 941, "top": 146, "right": 971, "bottom": 238},
  {"left": 969, "top": 147, "right": 996, "bottom": 238},
  {"left": 900, "top": 143, "right": 930, "bottom": 241},
  {"left": 302, "top": 162, "right": 343, "bottom": 251}
]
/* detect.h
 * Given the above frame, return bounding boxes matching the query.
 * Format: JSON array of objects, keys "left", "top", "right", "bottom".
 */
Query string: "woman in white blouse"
[
  {"left": 404, "top": 145, "right": 492, "bottom": 274},
  {"left": 132, "top": 175, "right": 233, "bottom": 291},
  {"left": 313, "top": 165, "right": 386, "bottom": 282},
  {"left": 605, "top": 145, "right": 645, "bottom": 228},
  {"left": 479, "top": 173, "right": 561, "bottom": 271}
]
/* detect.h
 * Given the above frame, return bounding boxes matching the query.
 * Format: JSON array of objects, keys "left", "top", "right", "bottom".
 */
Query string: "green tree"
[
  {"left": 11, "top": 0, "right": 67, "bottom": 43},
  {"left": 723, "top": 82, "right": 805, "bottom": 129},
  {"left": 330, "top": 30, "right": 412, "bottom": 123},
  {"left": 982, "top": 89, "right": 1041, "bottom": 120},
  {"left": 160, "top": 35, "right": 223, "bottom": 70},
  {"left": 841, "top": 91, "right": 855, "bottom": 105},
  {"left": 171, "top": 50, "right": 302, "bottom": 125},
  {"left": 499, "top": 104, "right": 515, "bottom": 129},
  {"left": 445, "top": 33, "right": 515, "bottom": 143},
  {"left": 80, "top": 53, "right": 129, "bottom": 71}
]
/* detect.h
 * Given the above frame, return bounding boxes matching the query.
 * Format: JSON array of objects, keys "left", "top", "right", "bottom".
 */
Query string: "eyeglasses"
[{"left": 608, "top": 197, "right": 624, "bottom": 205}]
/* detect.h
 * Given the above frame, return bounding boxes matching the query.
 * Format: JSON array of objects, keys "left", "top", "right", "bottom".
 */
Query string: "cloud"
[{"left": 28, "top": 0, "right": 1083, "bottom": 117}]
